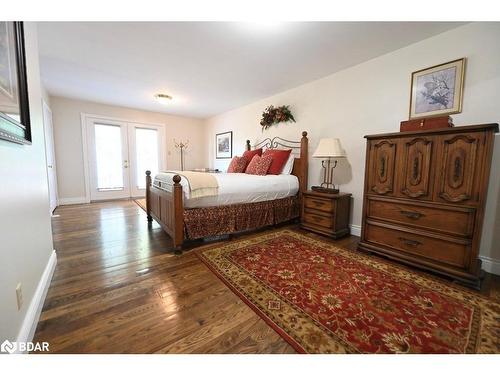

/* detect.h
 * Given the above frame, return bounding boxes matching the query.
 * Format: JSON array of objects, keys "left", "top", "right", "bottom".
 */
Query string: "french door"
[{"left": 86, "top": 117, "right": 164, "bottom": 201}]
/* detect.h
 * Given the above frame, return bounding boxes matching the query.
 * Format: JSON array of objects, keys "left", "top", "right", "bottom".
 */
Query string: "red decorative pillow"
[
  {"left": 262, "top": 149, "right": 292, "bottom": 175},
  {"left": 242, "top": 148, "right": 263, "bottom": 163},
  {"left": 227, "top": 156, "right": 248, "bottom": 173},
  {"left": 245, "top": 154, "right": 273, "bottom": 175}
]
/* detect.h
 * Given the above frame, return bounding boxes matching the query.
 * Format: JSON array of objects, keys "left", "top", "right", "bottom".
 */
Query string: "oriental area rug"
[{"left": 197, "top": 229, "right": 499, "bottom": 353}]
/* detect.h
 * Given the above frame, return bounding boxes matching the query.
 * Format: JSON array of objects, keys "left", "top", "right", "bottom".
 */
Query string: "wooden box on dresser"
[
  {"left": 358, "top": 123, "right": 498, "bottom": 289},
  {"left": 301, "top": 191, "right": 352, "bottom": 239}
]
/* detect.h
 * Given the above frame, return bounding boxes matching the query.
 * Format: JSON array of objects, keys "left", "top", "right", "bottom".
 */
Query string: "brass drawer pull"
[
  {"left": 399, "top": 210, "right": 423, "bottom": 220},
  {"left": 398, "top": 237, "right": 421, "bottom": 247}
]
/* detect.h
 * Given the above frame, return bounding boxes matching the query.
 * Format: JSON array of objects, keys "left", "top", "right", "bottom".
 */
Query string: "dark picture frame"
[
  {"left": 0, "top": 22, "right": 31, "bottom": 145},
  {"left": 215, "top": 131, "right": 233, "bottom": 159}
]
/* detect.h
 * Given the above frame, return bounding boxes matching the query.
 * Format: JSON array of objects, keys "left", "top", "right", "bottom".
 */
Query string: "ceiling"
[{"left": 37, "top": 22, "right": 464, "bottom": 118}]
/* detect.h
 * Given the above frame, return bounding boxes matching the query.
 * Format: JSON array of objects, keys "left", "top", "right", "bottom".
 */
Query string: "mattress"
[{"left": 153, "top": 172, "right": 299, "bottom": 208}]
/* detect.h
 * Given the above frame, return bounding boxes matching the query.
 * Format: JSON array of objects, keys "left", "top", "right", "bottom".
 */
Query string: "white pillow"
[{"left": 280, "top": 154, "right": 295, "bottom": 175}]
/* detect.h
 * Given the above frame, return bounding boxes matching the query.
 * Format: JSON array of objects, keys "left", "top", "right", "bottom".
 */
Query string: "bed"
[{"left": 145, "top": 131, "right": 308, "bottom": 253}]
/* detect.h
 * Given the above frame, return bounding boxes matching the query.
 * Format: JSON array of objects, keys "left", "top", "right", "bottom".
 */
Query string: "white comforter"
[{"left": 154, "top": 172, "right": 299, "bottom": 208}]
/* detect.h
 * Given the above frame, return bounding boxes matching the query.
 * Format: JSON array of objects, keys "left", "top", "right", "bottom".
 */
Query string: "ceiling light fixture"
[{"left": 154, "top": 93, "right": 172, "bottom": 105}]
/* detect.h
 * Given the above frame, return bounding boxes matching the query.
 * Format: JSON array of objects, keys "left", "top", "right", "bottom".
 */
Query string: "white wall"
[
  {"left": 205, "top": 23, "right": 500, "bottom": 266},
  {"left": 0, "top": 23, "right": 54, "bottom": 341},
  {"left": 49, "top": 97, "right": 206, "bottom": 202}
]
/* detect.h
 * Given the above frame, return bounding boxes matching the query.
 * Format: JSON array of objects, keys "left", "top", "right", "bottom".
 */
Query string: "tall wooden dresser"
[{"left": 358, "top": 123, "right": 498, "bottom": 289}]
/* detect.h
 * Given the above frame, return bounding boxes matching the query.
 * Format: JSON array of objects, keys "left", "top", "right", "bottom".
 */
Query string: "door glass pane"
[
  {"left": 135, "top": 128, "right": 159, "bottom": 189},
  {"left": 94, "top": 124, "right": 124, "bottom": 191}
]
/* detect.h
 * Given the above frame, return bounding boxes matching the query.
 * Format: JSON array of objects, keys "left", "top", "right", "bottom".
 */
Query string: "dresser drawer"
[
  {"left": 304, "top": 196, "right": 333, "bottom": 213},
  {"left": 366, "top": 198, "right": 475, "bottom": 237},
  {"left": 364, "top": 222, "right": 469, "bottom": 268},
  {"left": 303, "top": 210, "right": 333, "bottom": 229}
]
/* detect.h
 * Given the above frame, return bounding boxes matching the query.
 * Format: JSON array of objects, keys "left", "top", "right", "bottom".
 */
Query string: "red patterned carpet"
[{"left": 197, "top": 229, "right": 499, "bottom": 353}]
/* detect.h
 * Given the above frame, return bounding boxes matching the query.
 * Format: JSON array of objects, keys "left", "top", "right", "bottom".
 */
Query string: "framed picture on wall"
[
  {"left": 0, "top": 21, "right": 31, "bottom": 144},
  {"left": 215, "top": 131, "right": 233, "bottom": 159},
  {"left": 409, "top": 58, "right": 465, "bottom": 120}
]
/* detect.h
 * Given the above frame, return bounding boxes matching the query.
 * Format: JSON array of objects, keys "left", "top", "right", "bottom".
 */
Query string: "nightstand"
[{"left": 301, "top": 190, "right": 352, "bottom": 239}]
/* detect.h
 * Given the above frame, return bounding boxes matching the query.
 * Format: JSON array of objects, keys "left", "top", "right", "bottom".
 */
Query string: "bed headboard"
[{"left": 246, "top": 131, "right": 308, "bottom": 194}]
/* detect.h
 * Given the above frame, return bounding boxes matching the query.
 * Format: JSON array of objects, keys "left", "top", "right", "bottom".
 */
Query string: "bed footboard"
[{"left": 145, "top": 171, "right": 184, "bottom": 254}]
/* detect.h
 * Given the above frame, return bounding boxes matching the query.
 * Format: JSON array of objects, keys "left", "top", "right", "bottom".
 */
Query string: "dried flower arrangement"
[{"left": 260, "top": 105, "right": 296, "bottom": 131}]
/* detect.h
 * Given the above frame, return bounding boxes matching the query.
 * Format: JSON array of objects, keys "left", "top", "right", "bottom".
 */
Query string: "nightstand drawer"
[
  {"left": 303, "top": 211, "right": 333, "bottom": 229},
  {"left": 304, "top": 196, "right": 333, "bottom": 213}
]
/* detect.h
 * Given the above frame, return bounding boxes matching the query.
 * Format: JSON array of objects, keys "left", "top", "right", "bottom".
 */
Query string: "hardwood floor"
[{"left": 34, "top": 200, "right": 499, "bottom": 353}]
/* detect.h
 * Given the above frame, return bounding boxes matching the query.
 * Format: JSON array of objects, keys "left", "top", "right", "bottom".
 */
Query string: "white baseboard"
[
  {"left": 14, "top": 250, "right": 57, "bottom": 353},
  {"left": 479, "top": 255, "right": 500, "bottom": 276},
  {"left": 350, "top": 224, "right": 361, "bottom": 237},
  {"left": 58, "top": 197, "right": 88, "bottom": 205}
]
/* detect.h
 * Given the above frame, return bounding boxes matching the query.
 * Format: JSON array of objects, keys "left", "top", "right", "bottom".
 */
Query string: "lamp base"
[{"left": 311, "top": 186, "right": 339, "bottom": 194}]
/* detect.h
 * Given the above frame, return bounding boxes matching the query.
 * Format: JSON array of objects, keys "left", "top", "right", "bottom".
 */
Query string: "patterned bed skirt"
[{"left": 183, "top": 196, "right": 300, "bottom": 240}]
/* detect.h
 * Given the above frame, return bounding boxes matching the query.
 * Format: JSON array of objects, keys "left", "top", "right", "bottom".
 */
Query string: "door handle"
[{"left": 47, "top": 165, "right": 53, "bottom": 169}]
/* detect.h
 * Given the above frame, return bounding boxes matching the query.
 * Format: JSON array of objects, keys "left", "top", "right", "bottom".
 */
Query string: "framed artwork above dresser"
[{"left": 358, "top": 123, "right": 498, "bottom": 289}]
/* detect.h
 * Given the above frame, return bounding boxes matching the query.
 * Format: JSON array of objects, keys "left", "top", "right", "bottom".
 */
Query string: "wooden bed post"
[
  {"left": 145, "top": 170, "right": 153, "bottom": 222},
  {"left": 246, "top": 139, "right": 251, "bottom": 151},
  {"left": 172, "top": 174, "right": 184, "bottom": 255}
]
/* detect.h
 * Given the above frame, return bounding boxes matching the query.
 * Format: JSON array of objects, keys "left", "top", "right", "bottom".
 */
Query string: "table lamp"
[{"left": 312, "top": 138, "right": 346, "bottom": 194}]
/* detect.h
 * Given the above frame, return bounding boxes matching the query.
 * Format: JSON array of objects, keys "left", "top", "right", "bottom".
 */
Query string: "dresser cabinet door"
[
  {"left": 436, "top": 133, "right": 484, "bottom": 205},
  {"left": 399, "top": 136, "right": 434, "bottom": 199},
  {"left": 367, "top": 140, "right": 397, "bottom": 195}
]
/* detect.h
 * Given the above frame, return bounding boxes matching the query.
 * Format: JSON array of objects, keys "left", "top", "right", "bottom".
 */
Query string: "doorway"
[
  {"left": 42, "top": 100, "right": 58, "bottom": 213},
  {"left": 84, "top": 115, "right": 165, "bottom": 201}
]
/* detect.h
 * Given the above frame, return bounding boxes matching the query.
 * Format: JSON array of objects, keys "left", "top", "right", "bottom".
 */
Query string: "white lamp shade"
[{"left": 312, "top": 138, "right": 346, "bottom": 158}]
